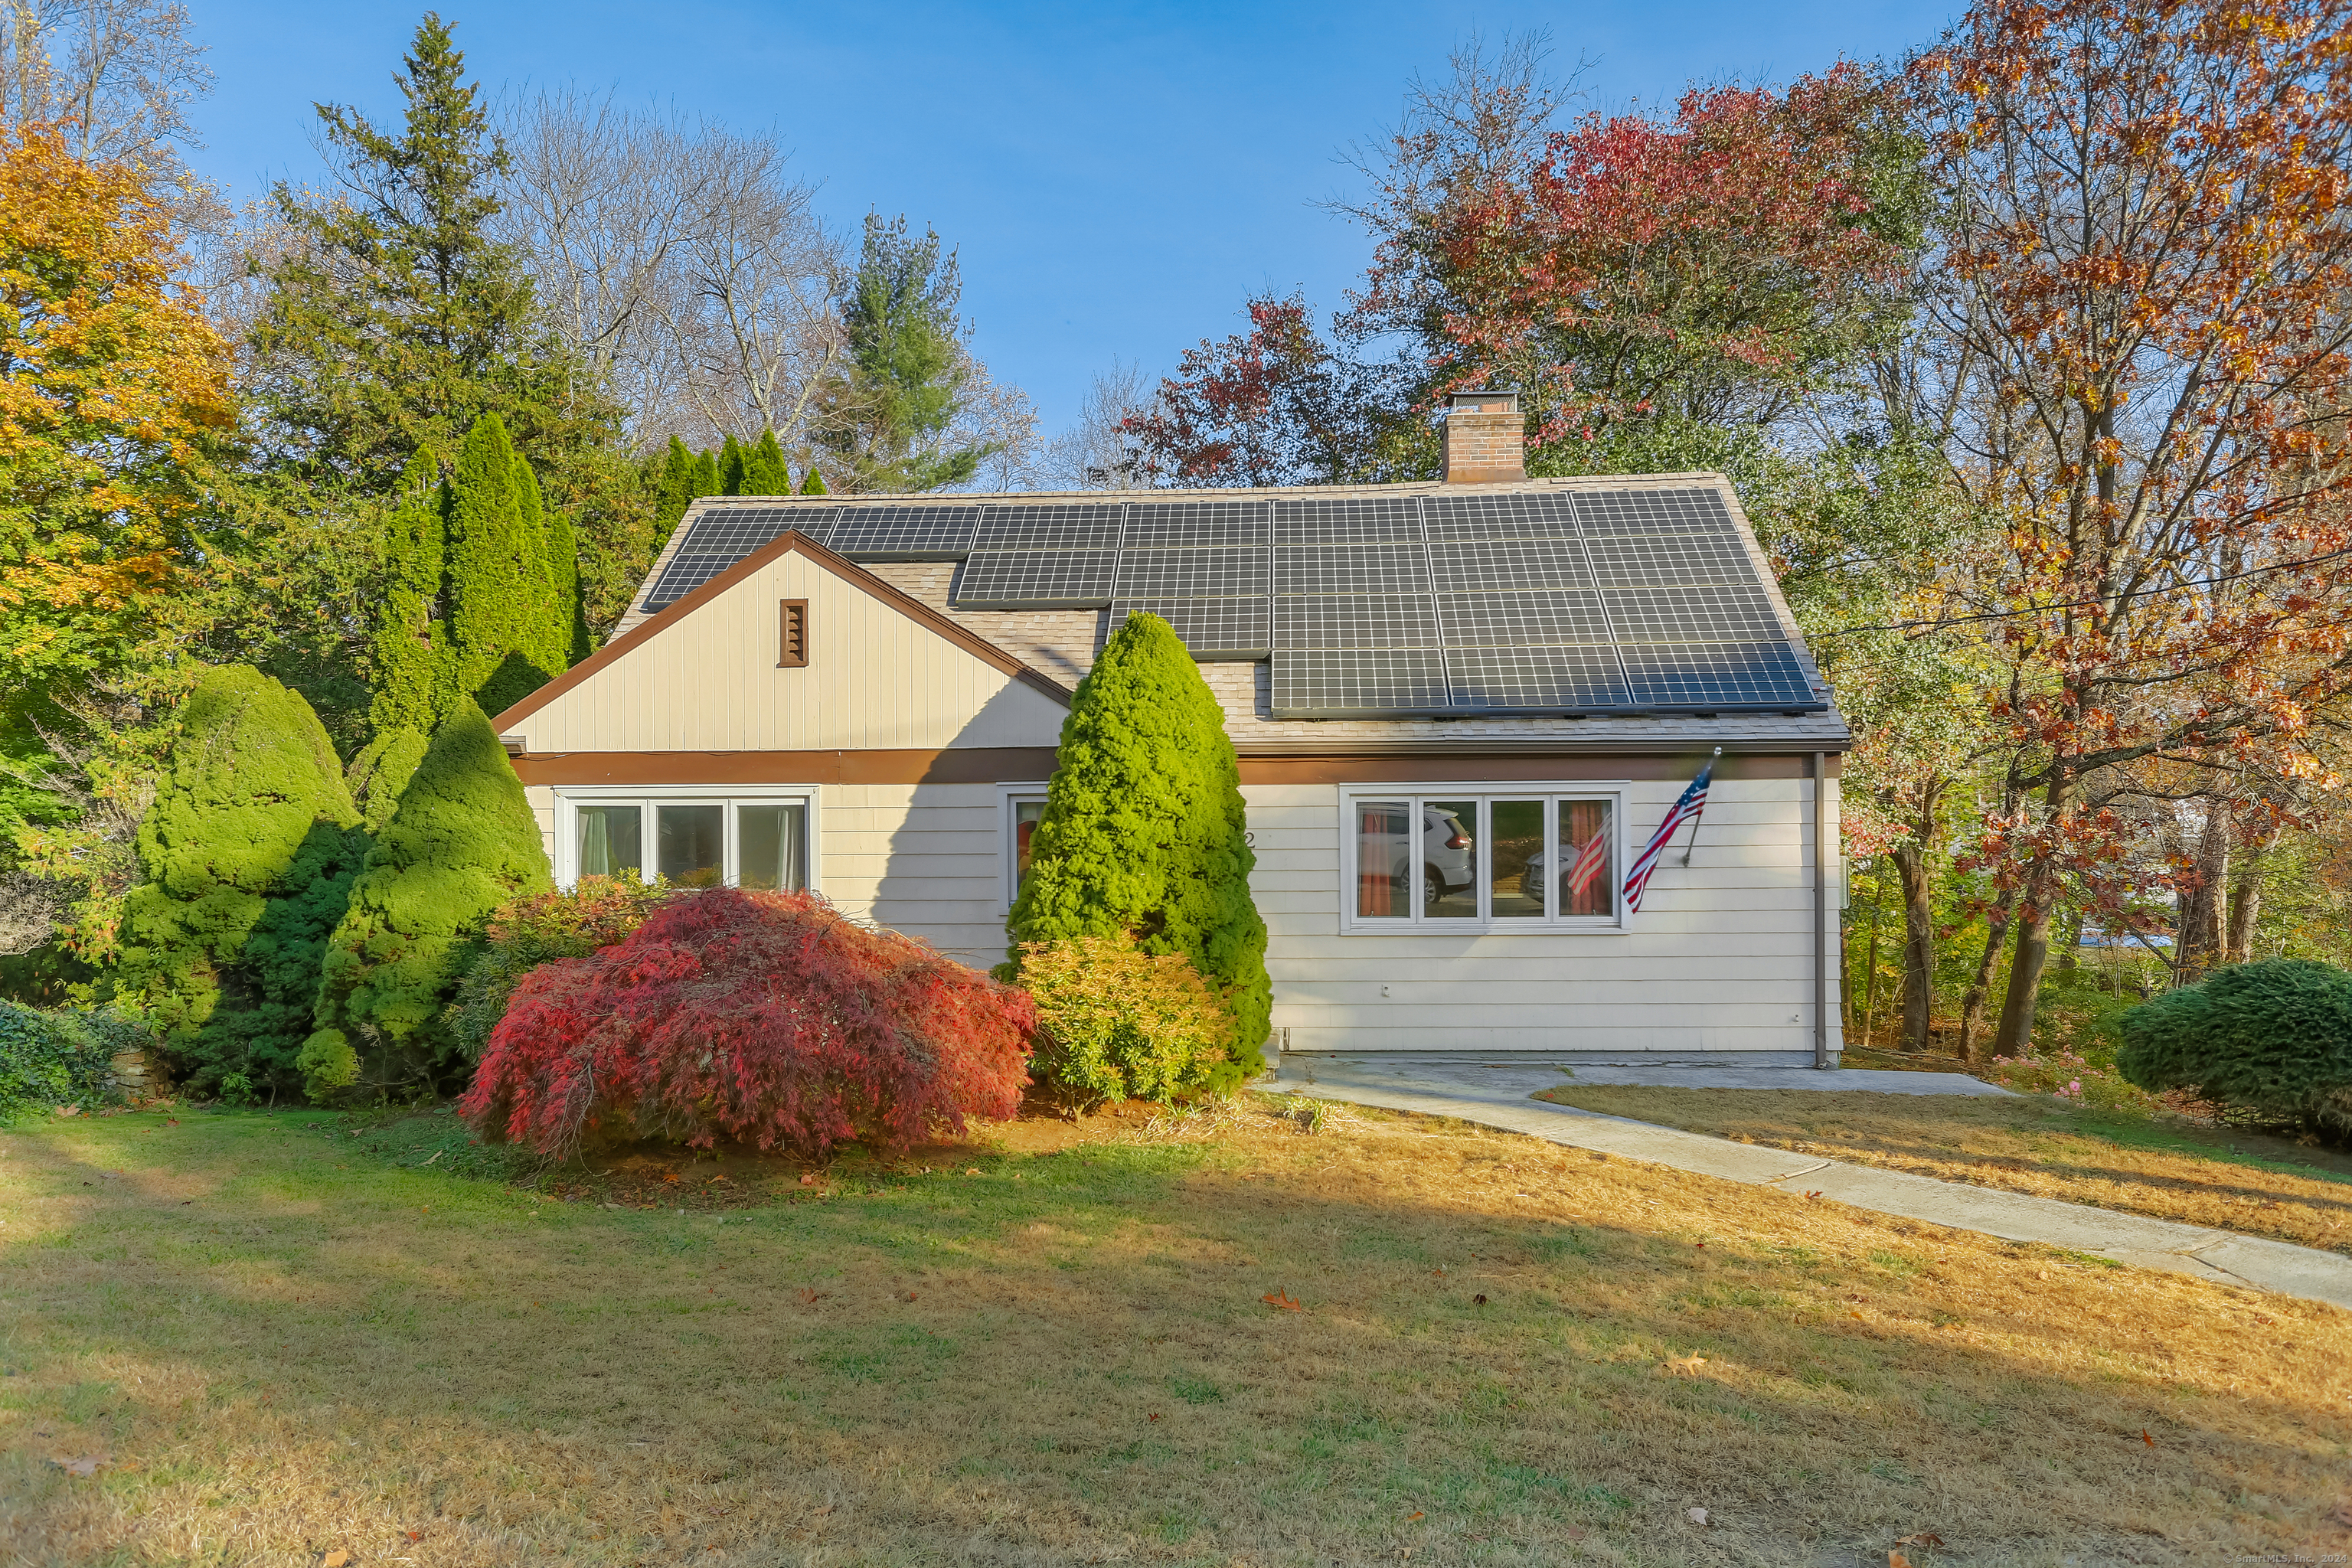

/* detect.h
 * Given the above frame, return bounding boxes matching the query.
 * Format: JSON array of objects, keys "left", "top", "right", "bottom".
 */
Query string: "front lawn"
[
  {"left": 3, "top": 1099, "right": 2347, "bottom": 1566},
  {"left": 1533, "top": 1084, "right": 2352, "bottom": 1256}
]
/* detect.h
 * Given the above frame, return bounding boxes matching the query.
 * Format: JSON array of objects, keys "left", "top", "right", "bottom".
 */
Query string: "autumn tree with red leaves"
[{"left": 1919, "top": 0, "right": 2352, "bottom": 1057}]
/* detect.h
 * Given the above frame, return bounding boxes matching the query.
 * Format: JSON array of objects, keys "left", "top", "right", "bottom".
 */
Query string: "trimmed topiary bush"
[
  {"left": 446, "top": 877, "right": 674, "bottom": 1063},
  {"left": 311, "top": 698, "right": 551, "bottom": 1098},
  {"left": 2118, "top": 958, "right": 2352, "bottom": 1138},
  {"left": 459, "top": 888, "right": 1035, "bottom": 1159},
  {"left": 116, "top": 666, "right": 366, "bottom": 1097},
  {"left": 1008, "top": 612, "right": 1269, "bottom": 1086},
  {"left": 1018, "top": 933, "right": 1233, "bottom": 1107}
]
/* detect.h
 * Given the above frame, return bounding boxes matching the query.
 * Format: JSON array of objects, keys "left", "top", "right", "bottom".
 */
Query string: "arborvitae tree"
[
  {"left": 717, "top": 433, "right": 746, "bottom": 496},
  {"left": 443, "top": 414, "right": 551, "bottom": 714},
  {"left": 306, "top": 698, "right": 550, "bottom": 1097},
  {"left": 654, "top": 436, "right": 698, "bottom": 533},
  {"left": 1008, "top": 612, "right": 1270, "bottom": 1083},
  {"left": 743, "top": 429, "right": 791, "bottom": 494},
  {"left": 511, "top": 449, "right": 573, "bottom": 676},
  {"left": 117, "top": 667, "right": 364, "bottom": 1096},
  {"left": 799, "top": 465, "right": 828, "bottom": 495},
  {"left": 694, "top": 449, "right": 723, "bottom": 499},
  {"left": 370, "top": 456, "right": 450, "bottom": 738}
]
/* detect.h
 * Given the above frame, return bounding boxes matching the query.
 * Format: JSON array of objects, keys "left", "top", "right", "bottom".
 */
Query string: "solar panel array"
[{"left": 639, "top": 487, "right": 1825, "bottom": 715}]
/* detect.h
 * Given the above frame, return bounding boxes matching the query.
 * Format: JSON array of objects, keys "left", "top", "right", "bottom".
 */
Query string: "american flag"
[
  {"left": 1622, "top": 760, "right": 1716, "bottom": 912},
  {"left": 1565, "top": 826, "right": 1610, "bottom": 897}
]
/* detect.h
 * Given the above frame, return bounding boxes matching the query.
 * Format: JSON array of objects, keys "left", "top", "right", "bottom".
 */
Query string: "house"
[{"left": 490, "top": 392, "right": 1850, "bottom": 1064}]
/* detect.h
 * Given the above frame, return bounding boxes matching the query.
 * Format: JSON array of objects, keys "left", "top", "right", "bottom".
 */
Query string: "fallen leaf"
[
  {"left": 1804, "top": 1190, "right": 1824, "bottom": 1200},
  {"left": 406, "top": 1530, "right": 424, "bottom": 1540},
  {"left": 965, "top": 1168, "right": 982, "bottom": 1177},
  {"left": 900, "top": 1291, "right": 917, "bottom": 1302},
  {"left": 1665, "top": 1354, "right": 1709, "bottom": 1376},
  {"left": 48, "top": 1455, "right": 101, "bottom": 1477},
  {"left": 1850, "top": 1311, "right": 1866, "bottom": 1320},
  {"left": 2141, "top": 1429, "right": 2154, "bottom": 1448},
  {"left": 1889, "top": 1553, "right": 1911, "bottom": 1568},
  {"left": 798, "top": 1174, "right": 818, "bottom": 1187},
  {"left": 1688, "top": 1507, "right": 1709, "bottom": 1525},
  {"left": 324, "top": 1553, "right": 350, "bottom": 1567},
  {"left": 1473, "top": 1293, "right": 1488, "bottom": 1305},
  {"left": 1406, "top": 1511, "right": 1424, "bottom": 1521},
  {"left": 812, "top": 1504, "right": 835, "bottom": 1517},
  {"left": 1148, "top": 1413, "right": 1161, "bottom": 1422},
  {"left": 1262, "top": 1290, "right": 1302, "bottom": 1312}
]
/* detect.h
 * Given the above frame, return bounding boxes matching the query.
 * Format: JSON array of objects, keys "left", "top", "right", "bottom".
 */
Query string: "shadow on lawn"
[{"left": 5, "top": 1109, "right": 2349, "bottom": 1568}]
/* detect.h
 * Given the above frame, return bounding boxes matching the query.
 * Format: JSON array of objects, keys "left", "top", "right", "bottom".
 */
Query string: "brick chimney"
[{"left": 1440, "top": 387, "right": 1525, "bottom": 483}]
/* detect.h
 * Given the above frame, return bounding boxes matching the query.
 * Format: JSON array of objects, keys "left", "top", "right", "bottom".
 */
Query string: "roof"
[{"left": 612, "top": 474, "right": 1849, "bottom": 746}]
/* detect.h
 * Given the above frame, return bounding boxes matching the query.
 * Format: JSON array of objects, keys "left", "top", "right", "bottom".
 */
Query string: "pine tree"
[
  {"left": 799, "top": 465, "right": 828, "bottom": 495},
  {"left": 443, "top": 414, "right": 552, "bottom": 714},
  {"left": 718, "top": 433, "right": 747, "bottom": 496},
  {"left": 250, "top": 12, "right": 608, "bottom": 492},
  {"left": 117, "top": 667, "right": 365, "bottom": 1096},
  {"left": 307, "top": 698, "right": 550, "bottom": 1096},
  {"left": 1008, "top": 613, "right": 1269, "bottom": 1083},
  {"left": 744, "top": 429, "right": 791, "bottom": 494}
]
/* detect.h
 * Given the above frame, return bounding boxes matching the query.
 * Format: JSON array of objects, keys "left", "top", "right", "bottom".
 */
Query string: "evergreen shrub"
[
  {"left": 116, "top": 666, "right": 365, "bottom": 1096},
  {"left": 0, "top": 1003, "right": 139, "bottom": 1119},
  {"left": 2118, "top": 958, "right": 2352, "bottom": 1138},
  {"left": 1009, "top": 612, "right": 1269, "bottom": 1086},
  {"left": 459, "top": 888, "right": 1035, "bottom": 1159},
  {"left": 1018, "top": 934, "right": 1232, "bottom": 1106},
  {"left": 312, "top": 699, "right": 551, "bottom": 1098},
  {"left": 446, "top": 876, "right": 673, "bottom": 1062}
]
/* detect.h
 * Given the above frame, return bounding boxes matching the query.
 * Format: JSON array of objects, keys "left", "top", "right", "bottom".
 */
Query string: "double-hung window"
[
  {"left": 557, "top": 789, "right": 816, "bottom": 891},
  {"left": 1340, "top": 786, "right": 1625, "bottom": 932},
  {"left": 998, "top": 785, "right": 1050, "bottom": 908}
]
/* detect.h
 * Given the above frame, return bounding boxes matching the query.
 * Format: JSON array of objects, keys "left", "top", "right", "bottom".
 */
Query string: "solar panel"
[
  {"left": 1435, "top": 590, "right": 1615, "bottom": 645},
  {"left": 826, "top": 505, "right": 980, "bottom": 560},
  {"left": 1421, "top": 491, "right": 1579, "bottom": 541},
  {"left": 1269, "top": 648, "right": 1452, "bottom": 715},
  {"left": 1619, "top": 642, "right": 1816, "bottom": 707},
  {"left": 1573, "top": 488, "right": 1739, "bottom": 534},
  {"left": 1122, "top": 500, "right": 1269, "bottom": 550},
  {"left": 974, "top": 503, "right": 1125, "bottom": 552},
  {"left": 1109, "top": 598, "right": 1269, "bottom": 659},
  {"left": 952, "top": 549, "right": 1117, "bottom": 608},
  {"left": 1274, "top": 545, "right": 1430, "bottom": 596},
  {"left": 1426, "top": 536, "right": 1592, "bottom": 593},
  {"left": 1446, "top": 645, "right": 1633, "bottom": 710},
  {"left": 1272, "top": 495, "right": 1423, "bottom": 546},
  {"left": 1582, "top": 531, "right": 1756, "bottom": 586},
  {"left": 1113, "top": 546, "right": 1266, "bottom": 600},
  {"left": 1600, "top": 585, "right": 1784, "bottom": 643},
  {"left": 641, "top": 508, "right": 835, "bottom": 609},
  {"left": 1273, "top": 593, "right": 1439, "bottom": 649}
]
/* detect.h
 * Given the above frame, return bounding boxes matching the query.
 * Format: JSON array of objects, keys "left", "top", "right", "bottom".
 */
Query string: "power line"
[{"left": 1817, "top": 542, "right": 2352, "bottom": 639}]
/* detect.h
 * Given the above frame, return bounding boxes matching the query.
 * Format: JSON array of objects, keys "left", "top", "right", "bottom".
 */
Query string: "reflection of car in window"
[{"left": 1361, "top": 806, "right": 1474, "bottom": 913}]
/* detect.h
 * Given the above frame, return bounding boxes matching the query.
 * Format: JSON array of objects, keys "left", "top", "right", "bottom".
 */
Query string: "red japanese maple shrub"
[{"left": 458, "top": 888, "right": 1036, "bottom": 1158}]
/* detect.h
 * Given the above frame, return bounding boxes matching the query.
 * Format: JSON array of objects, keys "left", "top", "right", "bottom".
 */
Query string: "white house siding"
[
  {"left": 816, "top": 782, "right": 1017, "bottom": 966},
  {"left": 1246, "top": 776, "right": 1841, "bottom": 1057}
]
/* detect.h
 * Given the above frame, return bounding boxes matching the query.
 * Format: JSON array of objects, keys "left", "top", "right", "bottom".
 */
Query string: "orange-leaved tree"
[
  {"left": 1921, "top": 0, "right": 2352, "bottom": 1057},
  {"left": 0, "top": 117, "right": 235, "bottom": 717}
]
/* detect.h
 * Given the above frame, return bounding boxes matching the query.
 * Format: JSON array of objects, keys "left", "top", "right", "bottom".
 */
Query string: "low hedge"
[{"left": 2117, "top": 958, "right": 2352, "bottom": 1139}]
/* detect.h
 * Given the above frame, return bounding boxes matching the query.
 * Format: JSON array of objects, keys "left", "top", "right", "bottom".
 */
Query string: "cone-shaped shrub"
[
  {"left": 743, "top": 428, "right": 791, "bottom": 494},
  {"left": 118, "top": 666, "right": 364, "bottom": 1095},
  {"left": 345, "top": 726, "right": 429, "bottom": 834},
  {"left": 694, "top": 449, "right": 722, "bottom": 499},
  {"left": 2118, "top": 958, "right": 2352, "bottom": 1138},
  {"left": 312, "top": 698, "right": 550, "bottom": 1096},
  {"left": 370, "top": 456, "right": 450, "bottom": 737},
  {"left": 799, "top": 464, "right": 828, "bottom": 495},
  {"left": 718, "top": 432, "right": 746, "bottom": 495},
  {"left": 1009, "top": 612, "right": 1269, "bottom": 1085},
  {"left": 445, "top": 414, "right": 554, "bottom": 714},
  {"left": 460, "top": 888, "right": 1034, "bottom": 1158}
]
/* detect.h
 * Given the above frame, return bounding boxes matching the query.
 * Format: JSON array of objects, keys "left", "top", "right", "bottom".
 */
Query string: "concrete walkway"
[{"left": 1262, "top": 1055, "right": 2352, "bottom": 1312}]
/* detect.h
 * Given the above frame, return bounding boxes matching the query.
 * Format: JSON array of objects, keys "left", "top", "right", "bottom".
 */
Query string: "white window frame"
[
  {"left": 1336, "top": 782, "right": 1632, "bottom": 935},
  {"left": 551, "top": 783, "right": 822, "bottom": 893},
  {"left": 995, "top": 781, "right": 1052, "bottom": 912}
]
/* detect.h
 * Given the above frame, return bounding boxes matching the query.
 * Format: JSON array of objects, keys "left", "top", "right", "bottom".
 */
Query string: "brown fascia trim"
[
  {"left": 492, "top": 531, "right": 1075, "bottom": 733},
  {"left": 1230, "top": 739, "right": 1847, "bottom": 763},
  {"left": 509, "top": 746, "right": 1839, "bottom": 788}
]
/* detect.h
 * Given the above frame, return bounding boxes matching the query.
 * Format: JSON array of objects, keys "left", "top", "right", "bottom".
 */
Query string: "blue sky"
[{"left": 183, "top": 0, "right": 1955, "bottom": 434}]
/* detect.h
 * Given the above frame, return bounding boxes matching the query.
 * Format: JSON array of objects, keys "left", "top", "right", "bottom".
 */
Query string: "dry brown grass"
[
  {"left": 1532, "top": 1085, "right": 2352, "bottom": 1256},
  {"left": 3, "top": 1098, "right": 2350, "bottom": 1567}
]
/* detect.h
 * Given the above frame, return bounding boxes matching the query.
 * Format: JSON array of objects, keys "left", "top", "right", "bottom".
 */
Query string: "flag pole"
[{"left": 1677, "top": 747, "right": 1723, "bottom": 867}]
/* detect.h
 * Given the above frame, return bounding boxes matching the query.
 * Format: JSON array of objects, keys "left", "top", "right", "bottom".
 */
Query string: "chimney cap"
[{"left": 1447, "top": 386, "right": 1521, "bottom": 413}]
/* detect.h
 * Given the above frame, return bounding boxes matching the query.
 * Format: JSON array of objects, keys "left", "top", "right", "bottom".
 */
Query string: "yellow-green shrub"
[{"left": 1019, "top": 933, "right": 1231, "bottom": 1106}]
